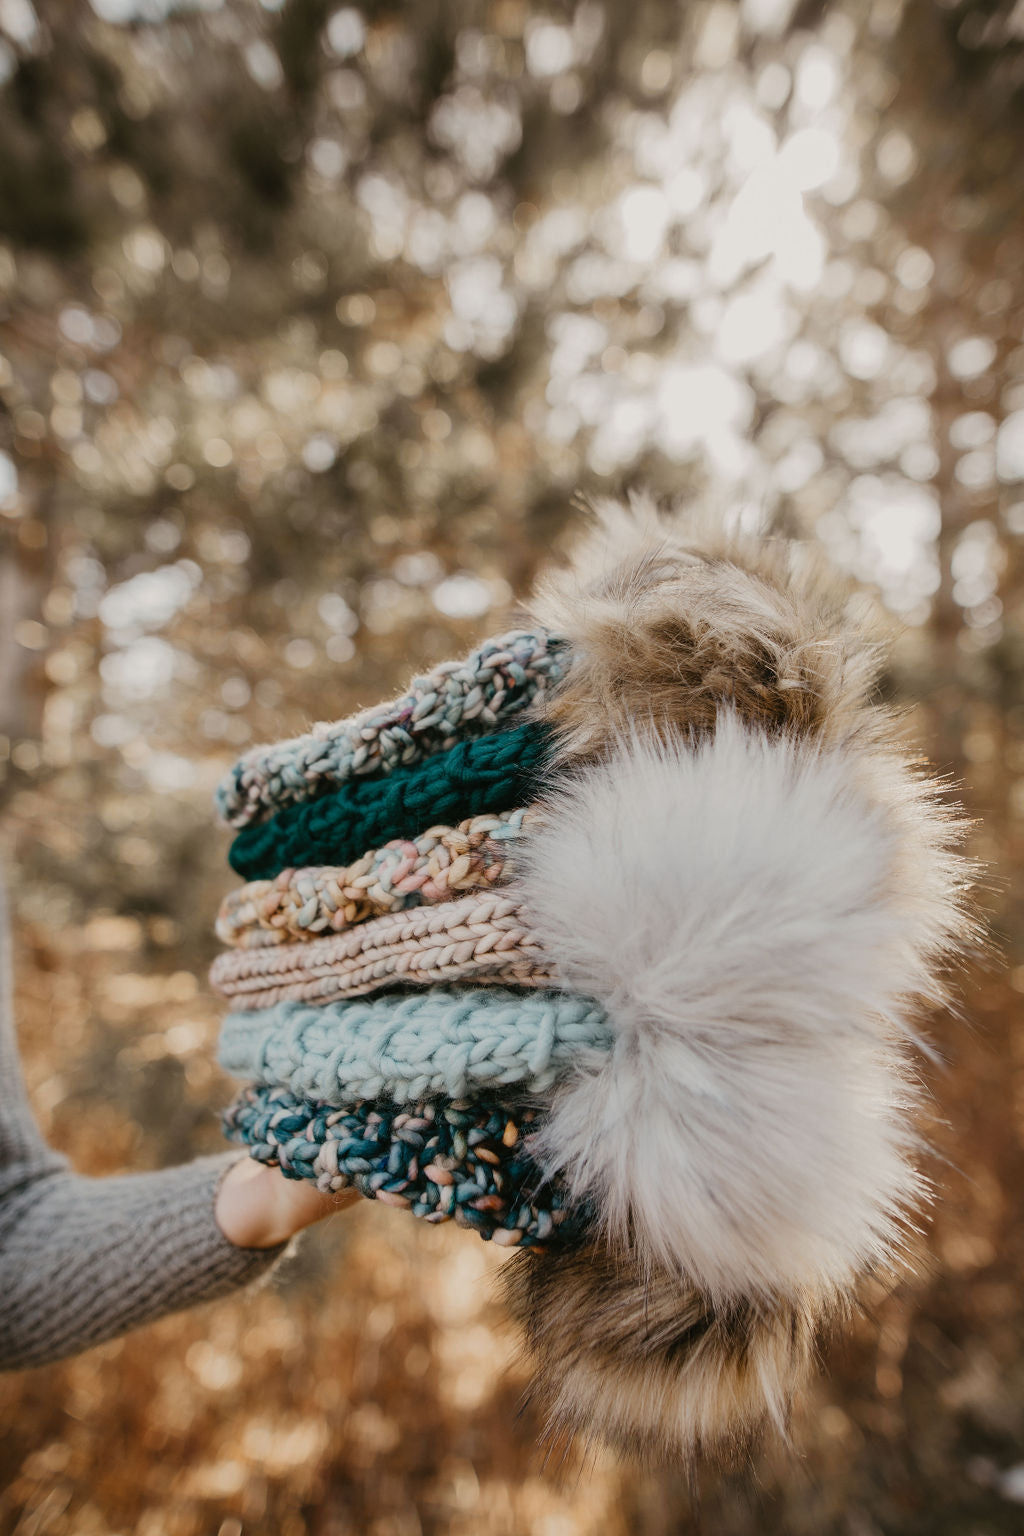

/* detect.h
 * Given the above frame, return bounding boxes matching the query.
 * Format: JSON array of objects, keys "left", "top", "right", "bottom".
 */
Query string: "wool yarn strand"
[
  {"left": 216, "top": 628, "right": 568, "bottom": 829},
  {"left": 228, "top": 722, "right": 552, "bottom": 882},
  {"left": 223, "top": 1087, "right": 583, "bottom": 1248},
  {"left": 217, "top": 808, "right": 537, "bottom": 948},
  {"left": 210, "top": 893, "right": 554, "bottom": 1006},
  {"left": 217, "top": 986, "right": 613, "bottom": 1103}
]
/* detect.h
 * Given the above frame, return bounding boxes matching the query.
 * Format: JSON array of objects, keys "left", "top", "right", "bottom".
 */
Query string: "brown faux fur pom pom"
[
  {"left": 502, "top": 1238, "right": 823, "bottom": 1464},
  {"left": 527, "top": 498, "right": 884, "bottom": 764}
]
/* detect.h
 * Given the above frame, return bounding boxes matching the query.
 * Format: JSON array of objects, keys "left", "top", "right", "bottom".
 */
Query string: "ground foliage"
[{"left": 0, "top": 0, "right": 1023, "bottom": 1531}]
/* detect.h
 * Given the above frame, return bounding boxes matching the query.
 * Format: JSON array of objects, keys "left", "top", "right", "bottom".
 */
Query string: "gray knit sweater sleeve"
[{"left": 0, "top": 883, "right": 282, "bottom": 1371}]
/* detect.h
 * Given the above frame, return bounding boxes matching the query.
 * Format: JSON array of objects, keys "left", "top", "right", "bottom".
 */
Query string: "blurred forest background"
[{"left": 0, "top": 0, "right": 1023, "bottom": 1530}]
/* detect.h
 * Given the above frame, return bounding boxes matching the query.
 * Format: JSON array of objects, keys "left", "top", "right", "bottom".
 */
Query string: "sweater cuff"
[
  {"left": 148, "top": 1155, "right": 291, "bottom": 1296},
  {"left": 0, "top": 1151, "right": 289, "bottom": 1373}
]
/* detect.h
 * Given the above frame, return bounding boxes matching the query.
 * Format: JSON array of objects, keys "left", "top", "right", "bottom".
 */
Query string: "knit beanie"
[{"left": 213, "top": 501, "right": 975, "bottom": 1460}]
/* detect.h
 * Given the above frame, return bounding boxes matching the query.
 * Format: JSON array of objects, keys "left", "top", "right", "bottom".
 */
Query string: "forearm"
[{"left": 0, "top": 1151, "right": 283, "bottom": 1372}]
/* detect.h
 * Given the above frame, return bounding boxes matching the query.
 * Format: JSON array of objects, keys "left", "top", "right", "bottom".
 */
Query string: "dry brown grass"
[{"left": 1, "top": 779, "right": 1023, "bottom": 1535}]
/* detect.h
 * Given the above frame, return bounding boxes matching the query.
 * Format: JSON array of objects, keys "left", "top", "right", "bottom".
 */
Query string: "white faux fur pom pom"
[{"left": 515, "top": 715, "right": 969, "bottom": 1304}]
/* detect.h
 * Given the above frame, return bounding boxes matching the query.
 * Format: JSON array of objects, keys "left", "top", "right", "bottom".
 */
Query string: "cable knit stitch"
[
  {"left": 216, "top": 629, "right": 569, "bottom": 829},
  {"left": 210, "top": 893, "right": 554, "bottom": 1007},
  {"left": 228, "top": 722, "right": 552, "bottom": 881},
  {"left": 217, "top": 808, "right": 538, "bottom": 948},
  {"left": 217, "top": 987, "right": 612, "bottom": 1103},
  {"left": 223, "top": 1088, "right": 583, "bottom": 1248}
]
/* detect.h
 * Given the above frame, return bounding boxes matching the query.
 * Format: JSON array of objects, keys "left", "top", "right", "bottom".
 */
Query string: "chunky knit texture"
[
  {"left": 216, "top": 629, "right": 568, "bottom": 829},
  {"left": 210, "top": 893, "right": 553, "bottom": 1007},
  {"left": 223, "top": 1088, "right": 582, "bottom": 1248},
  {"left": 218, "top": 986, "right": 613, "bottom": 1103},
  {"left": 209, "top": 510, "right": 979, "bottom": 1463},
  {"left": 0, "top": 882, "right": 281, "bottom": 1372},
  {"left": 228, "top": 722, "right": 552, "bottom": 882},
  {"left": 217, "top": 808, "right": 536, "bottom": 948}
]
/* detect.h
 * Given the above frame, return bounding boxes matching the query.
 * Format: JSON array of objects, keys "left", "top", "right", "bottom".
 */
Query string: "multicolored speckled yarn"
[
  {"left": 223, "top": 1087, "right": 582, "bottom": 1248},
  {"left": 217, "top": 808, "right": 537, "bottom": 948},
  {"left": 216, "top": 629, "right": 568, "bottom": 829}
]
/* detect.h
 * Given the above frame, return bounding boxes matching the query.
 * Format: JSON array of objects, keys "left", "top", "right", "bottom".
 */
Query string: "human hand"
[{"left": 215, "top": 1157, "right": 359, "bottom": 1249}]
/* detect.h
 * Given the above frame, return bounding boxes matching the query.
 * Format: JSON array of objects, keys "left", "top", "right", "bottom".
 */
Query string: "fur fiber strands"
[
  {"left": 514, "top": 717, "right": 966, "bottom": 1305},
  {"left": 527, "top": 500, "right": 883, "bottom": 762},
  {"left": 502, "top": 1238, "right": 820, "bottom": 1461},
  {"left": 501, "top": 504, "right": 975, "bottom": 1459}
]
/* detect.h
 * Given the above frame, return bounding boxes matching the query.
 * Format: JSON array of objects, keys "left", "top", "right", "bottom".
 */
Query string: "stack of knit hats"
[
  {"left": 214, "top": 505, "right": 975, "bottom": 1459},
  {"left": 214, "top": 629, "right": 591, "bottom": 1247}
]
